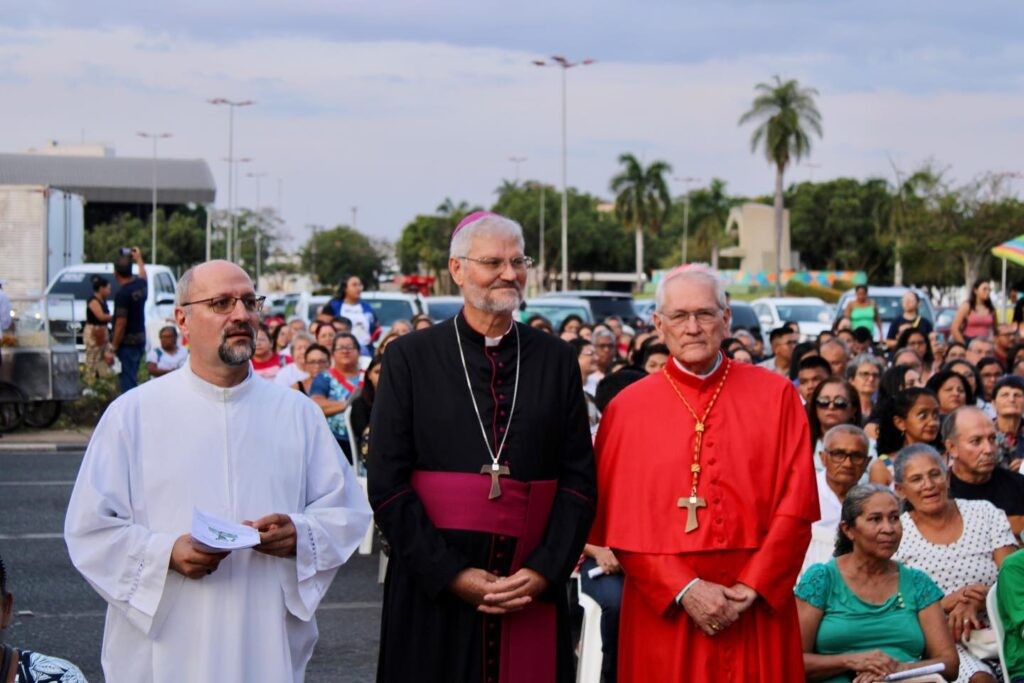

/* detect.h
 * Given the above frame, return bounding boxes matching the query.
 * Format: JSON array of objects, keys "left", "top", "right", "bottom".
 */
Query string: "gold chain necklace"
[{"left": 662, "top": 358, "right": 731, "bottom": 532}]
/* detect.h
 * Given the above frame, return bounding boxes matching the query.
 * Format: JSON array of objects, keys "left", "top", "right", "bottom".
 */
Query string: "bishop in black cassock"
[{"left": 368, "top": 212, "right": 596, "bottom": 683}]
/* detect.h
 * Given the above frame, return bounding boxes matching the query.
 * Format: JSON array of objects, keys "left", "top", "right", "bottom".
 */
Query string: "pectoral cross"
[
  {"left": 481, "top": 462, "right": 510, "bottom": 500},
  {"left": 677, "top": 495, "right": 707, "bottom": 533}
]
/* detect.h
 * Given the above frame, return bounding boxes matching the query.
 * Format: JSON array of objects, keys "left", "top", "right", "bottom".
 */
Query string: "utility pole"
[{"left": 136, "top": 131, "right": 172, "bottom": 263}]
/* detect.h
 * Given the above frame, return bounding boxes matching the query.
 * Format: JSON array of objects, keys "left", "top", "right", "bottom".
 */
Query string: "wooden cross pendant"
[
  {"left": 481, "top": 462, "right": 511, "bottom": 500},
  {"left": 677, "top": 495, "right": 707, "bottom": 533}
]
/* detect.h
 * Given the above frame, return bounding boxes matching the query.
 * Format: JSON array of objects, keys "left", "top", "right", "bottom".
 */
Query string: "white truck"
[{"left": 0, "top": 185, "right": 85, "bottom": 298}]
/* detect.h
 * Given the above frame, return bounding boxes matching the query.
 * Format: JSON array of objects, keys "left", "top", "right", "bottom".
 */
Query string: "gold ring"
[{"left": 711, "top": 622, "right": 720, "bottom": 631}]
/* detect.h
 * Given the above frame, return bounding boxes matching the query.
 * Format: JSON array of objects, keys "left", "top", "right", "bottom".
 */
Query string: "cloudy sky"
[{"left": 1, "top": 1, "right": 1021, "bottom": 245}]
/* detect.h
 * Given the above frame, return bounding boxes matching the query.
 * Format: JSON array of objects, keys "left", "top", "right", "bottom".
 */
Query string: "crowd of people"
[{"left": 14, "top": 220, "right": 1023, "bottom": 682}]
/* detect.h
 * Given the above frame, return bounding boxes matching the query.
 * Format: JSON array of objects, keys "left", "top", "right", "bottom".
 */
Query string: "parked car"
[
  {"left": 633, "top": 299, "right": 656, "bottom": 325},
  {"left": 361, "top": 292, "right": 424, "bottom": 336},
  {"left": 423, "top": 296, "right": 464, "bottom": 323},
  {"left": 750, "top": 297, "right": 835, "bottom": 343},
  {"left": 538, "top": 290, "right": 637, "bottom": 325},
  {"left": 42, "top": 263, "right": 178, "bottom": 355},
  {"left": 521, "top": 297, "right": 593, "bottom": 330},
  {"left": 835, "top": 286, "right": 936, "bottom": 340},
  {"left": 934, "top": 306, "right": 957, "bottom": 338},
  {"left": 728, "top": 301, "right": 766, "bottom": 347}
]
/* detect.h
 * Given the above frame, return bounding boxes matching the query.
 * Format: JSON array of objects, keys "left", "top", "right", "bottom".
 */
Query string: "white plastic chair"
[
  {"left": 343, "top": 407, "right": 374, "bottom": 556},
  {"left": 575, "top": 574, "right": 603, "bottom": 683},
  {"left": 986, "top": 583, "right": 1011, "bottom": 682},
  {"left": 799, "top": 524, "right": 836, "bottom": 582}
]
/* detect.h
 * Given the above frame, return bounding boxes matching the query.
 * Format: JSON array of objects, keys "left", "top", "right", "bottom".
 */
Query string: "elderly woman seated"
[
  {"left": 892, "top": 443, "right": 1018, "bottom": 683},
  {"left": 795, "top": 484, "right": 958, "bottom": 682}
]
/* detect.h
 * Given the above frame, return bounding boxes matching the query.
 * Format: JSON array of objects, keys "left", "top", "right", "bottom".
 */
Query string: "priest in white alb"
[{"left": 64, "top": 260, "right": 373, "bottom": 683}]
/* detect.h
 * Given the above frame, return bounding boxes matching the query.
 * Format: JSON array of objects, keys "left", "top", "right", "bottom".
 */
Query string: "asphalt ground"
[{"left": 0, "top": 449, "right": 384, "bottom": 682}]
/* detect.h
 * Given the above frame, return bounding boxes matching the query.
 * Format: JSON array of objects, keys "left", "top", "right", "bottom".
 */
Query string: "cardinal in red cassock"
[{"left": 589, "top": 264, "right": 819, "bottom": 682}]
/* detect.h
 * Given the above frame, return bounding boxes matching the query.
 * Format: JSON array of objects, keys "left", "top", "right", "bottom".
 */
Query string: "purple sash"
[{"left": 411, "top": 471, "right": 558, "bottom": 683}]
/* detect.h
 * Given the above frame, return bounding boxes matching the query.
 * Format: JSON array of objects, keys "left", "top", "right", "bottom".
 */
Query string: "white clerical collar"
[
  {"left": 185, "top": 360, "right": 257, "bottom": 402},
  {"left": 673, "top": 352, "right": 723, "bottom": 379},
  {"left": 484, "top": 320, "right": 515, "bottom": 348}
]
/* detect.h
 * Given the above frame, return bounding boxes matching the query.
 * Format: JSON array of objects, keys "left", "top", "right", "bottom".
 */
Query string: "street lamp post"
[
  {"left": 137, "top": 132, "right": 172, "bottom": 263},
  {"left": 508, "top": 156, "right": 526, "bottom": 184},
  {"left": 674, "top": 176, "right": 701, "bottom": 264},
  {"left": 247, "top": 171, "right": 268, "bottom": 286},
  {"left": 223, "top": 156, "right": 252, "bottom": 261},
  {"left": 533, "top": 56, "right": 595, "bottom": 291},
  {"left": 208, "top": 98, "right": 255, "bottom": 262}
]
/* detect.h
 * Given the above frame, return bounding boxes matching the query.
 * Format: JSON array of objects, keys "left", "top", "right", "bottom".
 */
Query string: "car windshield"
[
  {"left": 585, "top": 297, "right": 636, "bottom": 322},
  {"left": 427, "top": 300, "right": 463, "bottom": 322},
  {"left": 366, "top": 299, "right": 416, "bottom": 326},
  {"left": 48, "top": 271, "right": 122, "bottom": 301},
  {"left": 523, "top": 304, "right": 590, "bottom": 330},
  {"left": 774, "top": 304, "right": 831, "bottom": 323},
  {"left": 874, "top": 296, "right": 930, "bottom": 323},
  {"left": 729, "top": 304, "right": 759, "bottom": 330}
]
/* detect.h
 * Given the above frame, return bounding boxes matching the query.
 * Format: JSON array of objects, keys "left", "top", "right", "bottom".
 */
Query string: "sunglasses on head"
[{"left": 815, "top": 397, "right": 850, "bottom": 410}]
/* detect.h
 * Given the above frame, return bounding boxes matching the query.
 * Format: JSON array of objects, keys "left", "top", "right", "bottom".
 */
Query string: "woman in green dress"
[
  {"left": 844, "top": 285, "right": 883, "bottom": 341},
  {"left": 795, "top": 484, "right": 958, "bottom": 682}
]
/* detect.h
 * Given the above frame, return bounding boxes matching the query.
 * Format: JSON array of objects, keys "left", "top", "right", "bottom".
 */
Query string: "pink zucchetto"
[{"left": 451, "top": 211, "right": 498, "bottom": 242}]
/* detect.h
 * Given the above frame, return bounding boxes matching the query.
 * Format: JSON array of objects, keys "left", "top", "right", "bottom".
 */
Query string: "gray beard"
[
  {"left": 464, "top": 285, "right": 523, "bottom": 315},
  {"left": 219, "top": 337, "right": 255, "bottom": 366}
]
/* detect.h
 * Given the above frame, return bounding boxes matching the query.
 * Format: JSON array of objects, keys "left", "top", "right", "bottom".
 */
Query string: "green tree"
[
  {"left": 610, "top": 153, "right": 673, "bottom": 290},
  {"left": 492, "top": 181, "right": 635, "bottom": 288},
  {"left": 300, "top": 225, "right": 385, "bottom": 291},
  {"left": 785, "top": 178, "right": 893, "bottom": 280},
  {"left": 739, "top": 76, "right": 823, "bottom": 295},
  {"left": 395, "top": 198, "right": 481, "bottom": 293},
  {"left": 85, "top": 208, "right": 215, "bottom": 274}
]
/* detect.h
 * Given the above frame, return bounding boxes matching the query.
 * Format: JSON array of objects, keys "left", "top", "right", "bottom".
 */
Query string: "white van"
[{"left": 43, "top": 263, "right": 179, "bottom": 354}]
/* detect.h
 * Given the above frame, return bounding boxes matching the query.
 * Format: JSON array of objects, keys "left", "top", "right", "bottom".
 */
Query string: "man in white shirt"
[
  {"left": 274, "top": 332, "right": 314, "bottom": 387},
  {"left": 802, "top": 424, "right": 871, "bottom": 576},
  {"left": 64, "top": 260, "right": 373, "bottom": 683},
  {"left": 145, "top": 325, "right": 189, "bottom": 377}
]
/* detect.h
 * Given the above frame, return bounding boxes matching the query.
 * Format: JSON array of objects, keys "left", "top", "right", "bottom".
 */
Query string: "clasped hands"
[
  {"left": 169, "top": 513, "right": 298, "bottom": 580},
  {"left": 449, "top": 567, "right": 548, "bottom": 615},
  {"left": 941, "top": 582, "right": 988, "bottom": 642},
  {"left": 680, "top": 580, "right": 758, "bottom": 637}
]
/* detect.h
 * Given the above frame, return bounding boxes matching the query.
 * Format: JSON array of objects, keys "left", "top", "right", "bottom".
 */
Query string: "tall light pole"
[
  {"left": 508, "top": 156, "right": 527, "bottom": 184},
  {"left": 533, "top": 56, "right": 595, "bottom": 291},
  {"left": 208, "top": 98, "right": 255, "bottom": 262},
  {"left": 137, "top": 131, "right": 172, "bottom": 263},
  {"left": 674, "top": 176, "right": 701, "bottom": 264},
  {"left": 247, "top": 171, "right": 268, "bottom": 286},
  {"left": 351, "top": 206, "right": 358, "bottom": 230},
  {"left": 246, "top": 171, "right": 267, "bottom": 210},
  {"left": 223, "top": 156, "right": 252, "bottom": 261}
]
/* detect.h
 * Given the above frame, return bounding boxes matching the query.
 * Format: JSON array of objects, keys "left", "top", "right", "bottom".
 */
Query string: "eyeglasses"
[
  {"left": 594, "top": 343, "right": 615, "bottom": 350},
  {"left": 815, "top": 397, "right": 851, "bottom": 410},
  {"left": 663, "top": 309, "right": 722, "bottom": 326},
  {"left": 580, "top": 349, "right": 596, "bottom": 356},
  {"left": 457, "top": 255, "right": 534, "bottom": 272},
  {"left": 180, "top": 295, "right": 265, "bottom": 314},
  {"left": 333, "top": 345, "right": 359, "bottom": 352},
  {"left": 306, "top": 357, "right": 329, "bottom": 366},
  {"left": 856, "top": 370, "right": 880, "bottom": 379},
  {"left": 825, "top": 449, "right": 869, "bottom": 465}
]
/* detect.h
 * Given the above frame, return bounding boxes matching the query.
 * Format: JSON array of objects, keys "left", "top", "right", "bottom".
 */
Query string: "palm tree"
[
  {"left": 691, "top": 178, "right": 736, "bottom": 269},
  {"left": 739, "top": 76, "right": 822, "bottom": 295},
  {"left": 610, "top": 153, "right": 673, "bottom": 290}
]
